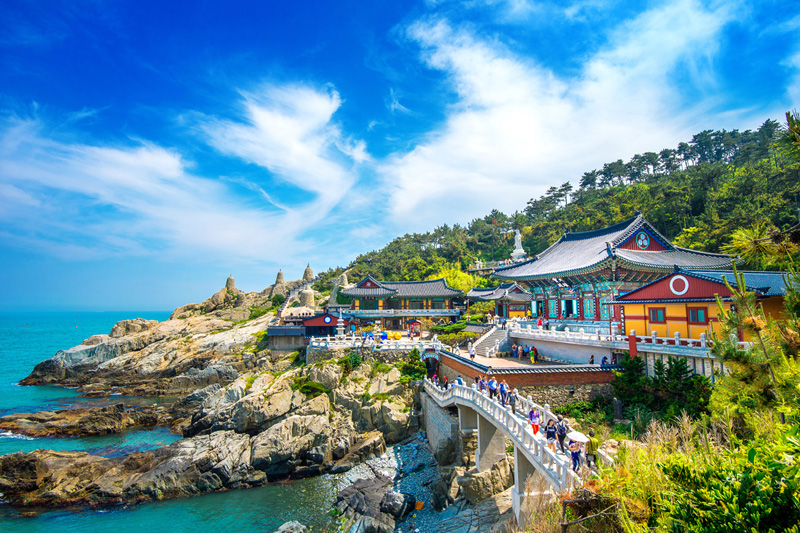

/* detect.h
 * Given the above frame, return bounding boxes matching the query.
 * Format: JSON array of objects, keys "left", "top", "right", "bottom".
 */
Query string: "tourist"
[
  {"left": 601, "top": 356, "right": 609, "bottom": 365},
  {"left": 543, "top": 318, "right": 550, "bottom": 330},
  {"left": 499, "top": 379, "right": 508, "bottom": 406},
  {"left": 589, "top": 354, "right": 595, "bottom": 365},
  {"left": 569, "top": 439, "right": 583, "bottom": 471},
  {"left": 523, "top": 345, "right": 530, "bottom": 361},
  {"left": 488, "top": 376, "right": 498, "bottom": 399},
  {"left": 508, "top": 388, "right": 518, "bottom": 415},
  {"left": 611, "top": 354, "right": 617, "bottom": 365},
  {"left": 557, "top": 416, "right": 569, "bottom": 454},
  {"left": 529, "top": 408, "right": 541, "bottom": 436},
  {"left": 585, "top": 429, "right": 600, "bottom": 468},
  {"left": 537, "top": 317, "right": 543, "bottom": 328},
  {"left": 473, "top": 376, "right": 479, "bottom": 389},
  {"left": 545, "top": 420, "right": 558, "bottom": 453},
  {"left": 479, "top": 376, "right": 487, "bottom": 393},
  {"left": 517, "top": 345, "right": 523, "bottom": 359},
  {"left": 455, "top": 376, "right": 463, "bottom": 386},
  {"left": 442, "top": 376, "right": 449, "bottom": 389},
  {"left": 469, "top": 345, "right": 476, "bottom": 360},
  {"left": 432, "top": 373, "right": 438, "bottom": 386},
  {"left": 511, "top": 343, "right": 517, "bottom": 359}
]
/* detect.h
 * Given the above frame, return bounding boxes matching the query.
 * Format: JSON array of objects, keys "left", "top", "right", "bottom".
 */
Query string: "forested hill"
[{"left": 316, "top": 115, "right": 800, "bottom": 290}]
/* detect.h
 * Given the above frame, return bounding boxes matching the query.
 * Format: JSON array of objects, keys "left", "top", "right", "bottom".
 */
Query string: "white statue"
[{"left": 511, "top": 229, "right": 526, "bottom": 261}]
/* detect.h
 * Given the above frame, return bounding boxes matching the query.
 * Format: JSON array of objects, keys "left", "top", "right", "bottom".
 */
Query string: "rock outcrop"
[
  {"left": 302, "top": 264, "right": 314, "bottom": 282},
  {"left": 334, "top": 474, "right": 415, "bottom": 533},
  {"left": 0, "top": 404, "right": 167, "bottom": 438}
]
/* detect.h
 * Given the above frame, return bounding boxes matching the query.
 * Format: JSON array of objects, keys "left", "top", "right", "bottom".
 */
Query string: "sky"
[{"left": 0, "top": 0, "right": 798, "bottom": 311}]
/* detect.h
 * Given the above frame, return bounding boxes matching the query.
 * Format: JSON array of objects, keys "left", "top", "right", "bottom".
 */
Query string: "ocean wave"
[{"left": 0, "top": 430, "right": 34, "bottom": 441}]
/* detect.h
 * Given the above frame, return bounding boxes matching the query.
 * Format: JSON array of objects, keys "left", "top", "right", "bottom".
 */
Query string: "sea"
[{"left": 0, "top": 312, "right": 346, "bottom": 533}]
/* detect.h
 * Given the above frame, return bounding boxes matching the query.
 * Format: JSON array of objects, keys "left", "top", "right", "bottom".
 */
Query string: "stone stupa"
[{"left": 302, "top": 264, "right": 314, "bottom": 282}]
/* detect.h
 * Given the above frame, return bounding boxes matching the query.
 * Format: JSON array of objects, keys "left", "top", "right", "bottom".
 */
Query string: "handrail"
[{"left": 423, "top": 379, "right": 579, "bottom": 491}]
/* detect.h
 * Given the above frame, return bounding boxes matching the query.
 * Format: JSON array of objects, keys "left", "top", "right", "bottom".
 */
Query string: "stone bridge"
[{"left": 422, "top": 379, "right": 579, "bottom": 525}]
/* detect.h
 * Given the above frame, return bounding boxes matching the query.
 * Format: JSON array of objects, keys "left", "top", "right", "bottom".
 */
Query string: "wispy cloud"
[
  {"left": 0, "top": 83, "right": 368, "bottom": 263},
  {"left": 380, "top": 0, "right": 740, "bottom": 228}
]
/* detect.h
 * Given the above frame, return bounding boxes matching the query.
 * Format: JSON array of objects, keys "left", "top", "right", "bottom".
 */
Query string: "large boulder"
[
  {"left": 309, "top": 364, "right": 343, "bottom": 390},
  {"left": 457, "top": 459, "right": 513, "bottom": 504},
  {"left": 110, "top": 318, "right": 159, "bottom": 338},
  {"left": 249, "top": 395, "right": 333, "bottom": 478}
]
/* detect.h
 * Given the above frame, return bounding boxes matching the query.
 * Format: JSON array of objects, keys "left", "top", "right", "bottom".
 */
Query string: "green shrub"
[
  {"left": 370, "top": 362, "right": 392, "bottom": 377},
  {"left": 661, "top": 427, "right": 800, "bottom": 532},
  {"left": 244, "top": 375, "right": 257, "bottom": 393},
  {"left": 431, "top": 320, "right": 467, "bottom": 334},
  {"left": 337, "top": 351, "right": 363, "bottom": 374},
  {"left": 397, "top": 348, "right": 426, "bottom": 383},
  {"left": 290, "top": 377, "right": 330, "bottom": 399},
  {"left": 251, "top": 330, "right": 269, "bottom": 350},
  {"left": 271, "top": 294, "right": 286, "bottom": 307},
  {"left": 438, "top": 331, "right": 479, "bottom": 346}
]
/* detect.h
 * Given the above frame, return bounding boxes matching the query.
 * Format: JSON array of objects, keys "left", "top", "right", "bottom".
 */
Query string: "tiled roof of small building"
[
  {"left": 339, "top": 277, "right": 462, "bottom": 298},
  {"left": 610, "top": 268, "right": 788, "bottom": 304},
  {"left": 494, "top": 214, "right": 733, "bottom": 280},
  {"left": 467, "top": 282, "right": 533, "bottom": 301},
  {"left": 683, "top": 270, "right": 788, "bottom": 297}
]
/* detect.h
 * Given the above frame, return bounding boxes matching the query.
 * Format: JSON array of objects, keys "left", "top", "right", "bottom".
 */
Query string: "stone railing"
[
  {"left": 347, "top": 309, "right": 460, "bottom": 317},
  {"left": 509, "top": 322, "right": 750, "bottom": 358},
  {"left": 423, "top": 379, "right": 579, "bottom": 491},
  {"left": 308, "top": 336, "right": 445, "bottom": 352}
]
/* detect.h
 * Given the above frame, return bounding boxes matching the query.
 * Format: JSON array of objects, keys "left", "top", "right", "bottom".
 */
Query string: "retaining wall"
[{"left": 421, "top": 392, "right": 459, "bottom": 460}]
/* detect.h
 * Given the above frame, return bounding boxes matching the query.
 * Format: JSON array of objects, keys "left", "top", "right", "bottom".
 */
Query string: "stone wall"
[
  {"left": 421, "top": 392, "right": 459, "bottom": 464},
  {"left": 515, "top": 383, "right": 613, "bottom": 409}
]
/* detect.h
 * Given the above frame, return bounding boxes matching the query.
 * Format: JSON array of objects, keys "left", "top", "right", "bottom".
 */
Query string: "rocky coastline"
[{"left": 0, "top": 275, "right": 519, "bottom": 532}]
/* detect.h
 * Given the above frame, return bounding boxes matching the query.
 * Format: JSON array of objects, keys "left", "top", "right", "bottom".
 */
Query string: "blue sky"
[{"left": 1, "top": 0, "right": 798, "bottom": 311}]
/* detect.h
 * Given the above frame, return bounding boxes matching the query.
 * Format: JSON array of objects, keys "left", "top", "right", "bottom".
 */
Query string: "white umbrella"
[{"left": 567, "top": 431, "right": 589, "bottom": 443}]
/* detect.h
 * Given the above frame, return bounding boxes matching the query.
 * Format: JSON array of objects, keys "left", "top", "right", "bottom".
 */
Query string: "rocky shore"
[{"left": 2, "top": 275, "right": 519, "bottom": 532}]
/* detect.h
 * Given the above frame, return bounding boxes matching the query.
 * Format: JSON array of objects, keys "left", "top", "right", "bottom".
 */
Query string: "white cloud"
[
  {"left": 381, "top": 0, "right": 740, "bottom": 228},
  {"left": 0, "top": 83, "right": 367, "bottom": 263}
]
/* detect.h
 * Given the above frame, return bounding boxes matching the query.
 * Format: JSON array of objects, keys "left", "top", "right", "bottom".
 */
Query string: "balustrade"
[{"left": 423, "top": 379, "right": 575, "bottom": 491}]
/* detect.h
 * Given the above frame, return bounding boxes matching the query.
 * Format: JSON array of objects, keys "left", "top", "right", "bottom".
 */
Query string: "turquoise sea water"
[{"left": 0, "top": 312, "right": 343, "bottom": 532}]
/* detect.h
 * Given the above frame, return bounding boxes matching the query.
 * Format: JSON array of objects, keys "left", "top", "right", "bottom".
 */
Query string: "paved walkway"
[{"left": 447, "top": 349, "right": 575, "bottom": 369}]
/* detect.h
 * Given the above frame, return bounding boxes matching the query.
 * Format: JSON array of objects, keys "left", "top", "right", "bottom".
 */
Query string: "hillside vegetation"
[{"left": 317, "top": 114, "right": 800, "bottom": 291}]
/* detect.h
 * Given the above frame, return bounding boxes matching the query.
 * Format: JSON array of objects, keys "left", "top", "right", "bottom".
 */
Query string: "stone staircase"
[{"left": 474, "top": 327, "right": 509, "bottom": 357}]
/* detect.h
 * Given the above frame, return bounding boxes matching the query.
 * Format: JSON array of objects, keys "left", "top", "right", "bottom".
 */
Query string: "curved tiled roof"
[
  {"left": 467, "top": 282, "right": 533, "bottom": 301},
  {"left": 495, "top": 214, "right": 734, "bottom": 280},
  {"left": 610, "top": 268, "right": 787, "bottom": 304},
  {"left": 340, "top": 277, "right": 462, "bottom": 298}
]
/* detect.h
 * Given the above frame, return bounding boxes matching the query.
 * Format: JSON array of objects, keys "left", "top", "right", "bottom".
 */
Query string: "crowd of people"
[{"left": 429, "top": 371, "right": 601, "bottom": 472}]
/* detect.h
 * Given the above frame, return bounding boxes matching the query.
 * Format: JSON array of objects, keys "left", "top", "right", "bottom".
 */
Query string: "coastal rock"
[
  {"left": 0, "top": 403, "right": 165, "bottom": 438},
  {"left": 171, "top": 364, "right": 239, "bottom": 392},
  {"left": 249, "top": 395, "right": 333, "bottom": 478},
  {"left": 335, "top": 475, "right": 396, "bottom": 533},
  {"left": 170, "top": 303, "right": 201, "bottom": 320},
  {"left": 0, "top": 430, "right": 266, "bottom": 507},
  {"left": 436, "top": 487, "right": 515, "bottom": 533},
  {"left": 110, "top": 319, "right": 159, "bottom": 338},
  {"left": 457, "top": 459, "right": 513, "bottom": 504},
  {"left": 275, "top": 522, "right": 306, "bottom": 533},
  {"left": 309, "top": 364, "right": 343, "bottom": 390},
  {"left": 379, "top": 490, "right": 416, "bottom": 518}
]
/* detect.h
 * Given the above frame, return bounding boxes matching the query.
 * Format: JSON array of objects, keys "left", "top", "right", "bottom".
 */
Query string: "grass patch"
[
  {"left": 290, "top": 377, "right": 331, "bottom": 399},
  {"left": 371, "top": 392, "right": 392, "bottom": 403},
  {"left": 369, "top": 362, "right": 392, "bottom": 377},
  {"left": 244, "top": 375, "right": 257, "bottom": 393}
]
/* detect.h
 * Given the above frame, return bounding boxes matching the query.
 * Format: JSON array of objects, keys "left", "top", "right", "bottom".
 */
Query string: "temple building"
[
  {"left": 611, "top": 269, "right": 787, "bottom": 341},
  {"left": 467, "top": 282, "right": 534, "bottom": 318},
  {"left": 493, "top": 214, "right": 734, "bottom": 326},
  {"left": 338, "top": 275, "right": 462, "bottom": 329}
]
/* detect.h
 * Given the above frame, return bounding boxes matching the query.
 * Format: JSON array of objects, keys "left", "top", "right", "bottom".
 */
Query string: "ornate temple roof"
[
  {"left": 609, "top": 268, "right": 788, "bottom": 304},
  {"left": 494, "top": 214, "right": 734, "bottom": 281},
  {"left": 339, "top": 276, "right": 462, "bottom": 298},
  {"left": 467, "top": 282, "right": 534, "bottom": 302}
]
